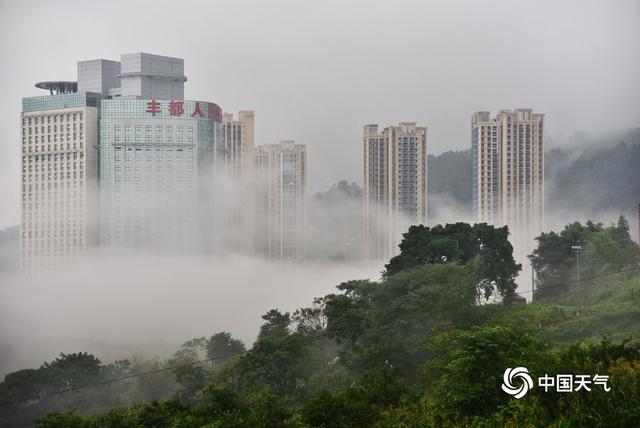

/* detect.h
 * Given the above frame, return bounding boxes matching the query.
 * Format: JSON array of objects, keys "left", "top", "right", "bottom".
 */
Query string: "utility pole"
[
  {"left": 531, "top": 263, "right": 535, "bottom": 301},
  {"left": 571, "top": 245, "right": 583, "bottom": 314}
]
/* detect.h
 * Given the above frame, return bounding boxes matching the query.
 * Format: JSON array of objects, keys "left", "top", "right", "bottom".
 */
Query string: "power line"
[
  {"left": 523, "top": 230, "right": 640, "bottom": 298},
  {"left": 519, "top": 265, "right": 640, "bottom": 295},
  {"left": 0, "top": 351, "right": 246, "bottom": 408},
  {"left": 2, "top": 268, "right": 638, "bottom": 406}
]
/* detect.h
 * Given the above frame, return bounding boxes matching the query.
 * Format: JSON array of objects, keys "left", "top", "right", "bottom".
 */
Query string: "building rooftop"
[{"left": 35, "top": 81, "right": 78, "bottom": 95}]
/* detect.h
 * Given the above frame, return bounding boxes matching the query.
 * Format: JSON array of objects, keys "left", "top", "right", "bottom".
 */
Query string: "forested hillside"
[
  {"left": 546, "top": 133, "right": 640, "bottom": 219},
  {"left": 2, "top": 219, "right": 639, "bottom": 427},
  {"left": 426, "top": 129, "right": 640, "bottom": 227}
]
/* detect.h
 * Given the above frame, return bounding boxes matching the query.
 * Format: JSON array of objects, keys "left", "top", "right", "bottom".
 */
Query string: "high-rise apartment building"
[
  {"left": 222, "top": 111, "right": 255, "bottom": 252},
  {"left": 471, "top": 111, "right": 501, "bottom": 225},
  {"left": 472, "top": 109, "right": 544, "bottom": 260},
  {"left": 363, "top": 122, "right": 428, "bottom": 261},
  {"left": 20, "top": 89, "right": 101, "bottom": 272},
  {"left": 222, "top": 111, "right": 255, "bottom": 181},
  {"left": 255, "top": 141, "right": 306, "bottom": 261}
]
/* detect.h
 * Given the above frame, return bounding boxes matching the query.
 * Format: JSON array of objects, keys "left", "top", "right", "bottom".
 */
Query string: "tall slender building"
[
  {"left": 20, "top": 88, "right": 101, "bottom": 272},
  {"left": 222, "top": 111, "right": 255, "bottom": 181},
  {"left": 471, "top": 111, "right": 501, "bottom": 225},
  {"left": 222, "top": 111, "right": 255, "bottom": 252},
  {"left": 472, "top": 108, "right": 544, "bottom": 260},
  {"left": 255, "top": 141, "right": 306, "bottom": 261},
  {"left": 363, "top": 122, "right": 428, "bottom": 261}
]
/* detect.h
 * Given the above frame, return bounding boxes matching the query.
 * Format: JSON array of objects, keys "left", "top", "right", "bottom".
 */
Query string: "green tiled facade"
[
  {"left": 22, "top": 92, "right": 101, "bottom": 113},
  {"left": 99, "top": 99, "right": 223, "bottom": 249}
]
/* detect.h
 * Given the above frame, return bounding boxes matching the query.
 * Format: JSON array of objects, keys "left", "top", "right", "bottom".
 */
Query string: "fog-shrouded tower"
[
  {"left": 222, "top": 111, "right": 255, "bottom": 181},
  {"left": 99, "top": 99, "right": 223, "bottom": 251},
  {"left": 472, "top": 108, "right": 544, "bottom": 261},
  {"left": 363, "top": 122, "right": 428, "bottom": 262},
  {"left": 20, "top": 90, "right": 100, "bottom": 273},
  {"left": 21, "top": 53, "right": 226, "bottom": 272},
  {"left": 222, "top": 111, "right": 256, "bottom": 253},
  {"left": 255, "top": 141, "right": 306, "bottom": 262},
  {"left": 93, "top": 53, "right": 224, "bottom": 251}
]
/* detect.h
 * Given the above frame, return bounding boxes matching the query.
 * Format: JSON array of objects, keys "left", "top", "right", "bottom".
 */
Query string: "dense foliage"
[
  {"left": 530, "top": 216, "right": 640, "bottom": 299},
  {"left": 384, "top": 222, "right": 520, "bottom": 299},
  {"left": 2, "top": 220, "right": 639, "bottom": 427}
]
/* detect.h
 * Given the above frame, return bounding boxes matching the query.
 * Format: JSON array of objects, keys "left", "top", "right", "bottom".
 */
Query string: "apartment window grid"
[
  {"left": 473, "top": 110, "right": 543, "bottom": 261},
  {"left": 396, "top": 136, "right": 419, "bottom": 216},
  {"left": 20, "top": 107, "right": 92, "bottom": 271}
]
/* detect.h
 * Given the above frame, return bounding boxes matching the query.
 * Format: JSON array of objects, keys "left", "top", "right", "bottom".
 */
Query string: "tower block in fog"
[
  {"left": 472, "top": 109, "right": 544, "bottom": 260},
  {"left": 222, "top": 111, "right": 256, "bottom": 253},
  {"left": 223, "top": 111, "right": 255, "bottom": 182},
  {"left": 20, "top": 91, "right": 100, "bottom": 272},
  {"left": 20, "top": 53, "right": 227, "bottom": 272},
  {"left": 363, "top": 122, "right": 428, "bottom": 262},
  {"left": 99, "top": 98, "right": 223, "bottom": 250},
  {"left": 95, "top": 53, "right": 224, "bottom": 250},
  {"left": 255, "top": 141, "right": 306, "bottom": 261}
]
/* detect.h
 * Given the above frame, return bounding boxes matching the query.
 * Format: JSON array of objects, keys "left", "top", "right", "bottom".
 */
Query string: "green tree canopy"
[
  {"left": 530, "top": 217, "right": 640, "bottom": 298},
  {"left": 384, "top": 222, "right": 521, "bottom": 299}
]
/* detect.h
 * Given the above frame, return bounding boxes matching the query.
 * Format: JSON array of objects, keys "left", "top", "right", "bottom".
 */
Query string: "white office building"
[{"left": 20, "top": 89, "right": 100, "bottom": 272}]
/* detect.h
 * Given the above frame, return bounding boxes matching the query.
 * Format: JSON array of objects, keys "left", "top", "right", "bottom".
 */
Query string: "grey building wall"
[
  {"left": 77, "top": 59, "right": 121, "bottom": 96},
  {"left": 119, "top": 53, "right": 186, "bottom": 100}
]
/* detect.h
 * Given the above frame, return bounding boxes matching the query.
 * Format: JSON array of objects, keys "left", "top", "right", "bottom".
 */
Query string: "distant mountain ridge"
[{"left": 426, "top": 128, "right": 640, "bottom": 229}]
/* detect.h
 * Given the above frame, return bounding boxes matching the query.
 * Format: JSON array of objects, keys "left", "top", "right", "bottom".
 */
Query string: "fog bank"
[{"left": 0, "top": 252, "right": 380, "bottom": 376}]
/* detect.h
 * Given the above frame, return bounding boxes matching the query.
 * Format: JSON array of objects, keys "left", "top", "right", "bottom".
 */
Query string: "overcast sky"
[{"left": 0, "top": 0, "right": 638, "bottom": 227}]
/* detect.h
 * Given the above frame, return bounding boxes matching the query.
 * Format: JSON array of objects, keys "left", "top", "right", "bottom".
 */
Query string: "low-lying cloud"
[{"left": 0, "top": 252, "right": 380, "bottom": 377}]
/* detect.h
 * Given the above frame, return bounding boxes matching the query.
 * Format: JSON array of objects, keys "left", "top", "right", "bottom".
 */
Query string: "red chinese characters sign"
[
  {"left": 146, "top": 99, "right": 161, "bottom": 116},
  {"left": 191, "top": 102, "right": 204, "bottom": 118},
  {"left": 168, "top": 100, "right": 184, "bottom": 117},
  {"left": 208, "top": 104, "right": 222, "bottom": 122},
  {"left": 145, "top": 100, "right": 222, "bottom": 121}
]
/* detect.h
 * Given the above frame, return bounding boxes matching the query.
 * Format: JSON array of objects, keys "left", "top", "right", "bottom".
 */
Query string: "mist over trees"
[
  {"left": 427, "top": 150, "right": 472, "bottom": 220},
  {"left": 0, "top": 130, "right": 638, "bottom": 426},
  {"left": 0, "top": 132, "right": 638, "bottom": 271},
  {"left": 293, "top": 132, "right": 640, "bottom": 264},
  {"left": 306, "top": 181, "right": 363, "bottom": 262},
  {"left": 546, "top": 130, "right": 640, "bottom": 220},
  {"left": 2, "top": 220, "right": 639, "bottom": 427},
  {"left": 426, "top": 129, "right": 640, "bottom": 228},
  {"left": 530, "top": 216, "right": 640, "bottom": 298}
]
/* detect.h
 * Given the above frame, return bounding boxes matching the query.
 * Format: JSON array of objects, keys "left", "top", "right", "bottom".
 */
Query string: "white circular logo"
[{"left": 501, "top": 367, "right": 533, "bottom": 399}]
